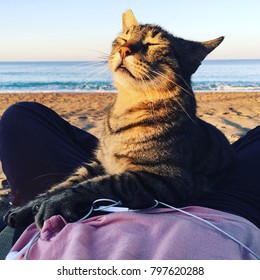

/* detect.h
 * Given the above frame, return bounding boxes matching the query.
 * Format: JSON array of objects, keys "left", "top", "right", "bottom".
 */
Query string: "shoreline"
[
  {"left": 1, "top": 90, "right": 260, "bottom": 94},
  {"left": 1, "top": 91, "right": 260, "bottom": 212}
]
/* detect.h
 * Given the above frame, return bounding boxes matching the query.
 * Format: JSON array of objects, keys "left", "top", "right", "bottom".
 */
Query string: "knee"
[
  {"left": 0, "top": 102, "right": 38, "bottom": 130},
  {"left": 1, "top": 101, "right": 39, "bottom": 120}
]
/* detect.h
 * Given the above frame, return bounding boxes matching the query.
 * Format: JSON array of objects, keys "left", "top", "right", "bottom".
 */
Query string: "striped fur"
[{"left": 5, "top": 10, "right": 233, "bottom": 228}]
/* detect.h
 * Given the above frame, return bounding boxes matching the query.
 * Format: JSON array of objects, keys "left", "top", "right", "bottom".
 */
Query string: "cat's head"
[{"left": 109, "top": 10, "right": 223, "bottom": 93}]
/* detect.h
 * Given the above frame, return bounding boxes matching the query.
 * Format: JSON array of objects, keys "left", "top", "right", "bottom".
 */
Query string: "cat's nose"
[{"left": 119, "top": 46, "right": 132, "bottom": 58}]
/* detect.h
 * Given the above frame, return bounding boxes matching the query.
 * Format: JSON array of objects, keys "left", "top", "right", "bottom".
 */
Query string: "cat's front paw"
[
  {"left": 34, "top": 188, "right": 95, "bottom": 228},
  {"left": 4, "top": 200, "right": 42, "bottom": 228}
]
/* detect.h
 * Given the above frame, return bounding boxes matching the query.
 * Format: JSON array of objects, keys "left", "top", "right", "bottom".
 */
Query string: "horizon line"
[{"left": 1, "top": 58, "right": 260, "bottom": 63}]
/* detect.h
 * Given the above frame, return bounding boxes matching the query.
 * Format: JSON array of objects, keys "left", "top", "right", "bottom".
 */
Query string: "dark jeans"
[
  {"left": 0, "top": 102, "right": 98, "bottom": 206},
  {"left": 0, "top": 102, "right": 260, "bottom": 229}
]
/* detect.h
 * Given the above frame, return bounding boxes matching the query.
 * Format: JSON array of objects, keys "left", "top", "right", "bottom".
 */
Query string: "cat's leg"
[
  {"left": 4, "top": 197, "right": 47, "bottom": 228},
  {"left": 50, "top": 160, "right": 104, "bottom": 190},
  {"left": 4, "top": 160, "right": 105, "bottom": 228},
  {"left": 6, "top": 170, "right": 193, "bottom": 228}
]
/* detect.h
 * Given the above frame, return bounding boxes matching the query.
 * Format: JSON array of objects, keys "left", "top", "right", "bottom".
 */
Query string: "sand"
[{"left": 0, "top": 91, "right": 260, "bottom": 212}]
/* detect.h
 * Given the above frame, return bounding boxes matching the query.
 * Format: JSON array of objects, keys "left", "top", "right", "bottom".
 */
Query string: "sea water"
[
  {"left": 193, "top": 60, "right": 260, "bottom": 92},
  {"left": 0, "top": 60, "right": 260, "bottom": 93}
]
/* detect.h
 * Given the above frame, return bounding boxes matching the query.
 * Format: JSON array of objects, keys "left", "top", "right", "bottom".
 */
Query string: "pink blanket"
[{"left": 6, "top": 206, "right": 260, "bottom": 260}]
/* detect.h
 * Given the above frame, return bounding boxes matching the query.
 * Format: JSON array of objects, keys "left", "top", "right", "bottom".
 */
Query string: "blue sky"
[{"left": 1, "top": 0, "right": 260, "bottom": 61}]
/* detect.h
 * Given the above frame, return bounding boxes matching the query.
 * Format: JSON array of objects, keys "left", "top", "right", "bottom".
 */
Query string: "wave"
[
  {"left": 192, "top": 81, "right": 260, "bottom": 92},
  {"left": 1, "top": 81, "right": 260, "bottom": 93},
  {"left": 0, "top": 81, "right": 116, "bottom": 93}
]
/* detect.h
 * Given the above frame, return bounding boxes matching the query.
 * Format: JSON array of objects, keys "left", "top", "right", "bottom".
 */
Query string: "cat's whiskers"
[
  {"left": 73, "top": 61, "right": 108, "bottom": 79},
  {"left": 77, "top": 63, "right": 110, "bottom": 91},
  {"left": 79, "top": 48, "right": 111, "bottom": 61},
  {"left": 125, "top": 60, "right": 161, "bottom": 121},
  {"left": 168, "top": 89, "right": 197, "bottom": 124},
  {"left": 150, "top": 69, "right": 195, "bottom": 99},
  {"left": 116, "top": 58, "right": 196, "bottom": 124},
  {"left": 125, "top": 58, "right": 193, "bottom": 100},
  {"left": 30, "top": 172, "right": 68, "bottom": 183},
  {"left": 85, "top": 63, "right": 109, "bottom": 77},
  {"left": 144, "top": 77, "right": 170, "bottom": 126},
  {"left": 132, "top": 65, "right": 196, "bottom": 124},
  {"left": 150, "top": 70, "right": 197, "bottom": 124},
  {"left": 173, "top": 71, "right": 193, "bottom": 91},
  {"left": 147, "top": 72, "right": 195, "bottom": 123},
  {"left": 138, "top": 68, "right": 162, "bottom": 121},
  {"left": 125, "top": 60, "right": 173, "bottom": 122},
  {"left": 154, "top": 72, "right": 196, "bottom": 124},
  {"left": 139, "top": 72, "right": 196, "bottom": 127},
  {"left": 135, "top": 69, "right": 157, "bottom": 120},
  {"left": 71, "top": 57, "right": 108, "bottom": 70}
]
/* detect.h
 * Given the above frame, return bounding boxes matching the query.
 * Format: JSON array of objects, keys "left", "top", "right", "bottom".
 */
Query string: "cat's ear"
[
  {"left": 197, "top": 36, "right": 224, "bottom": 63},
  {"left": 190, "top": 36, "right": 224, "bottom": 74},
  {"left": 122, "top": 9, "right": 138, "bottom": 32},
  {"left": 180, "top": 36, "right": 224, "bottom": 76}
]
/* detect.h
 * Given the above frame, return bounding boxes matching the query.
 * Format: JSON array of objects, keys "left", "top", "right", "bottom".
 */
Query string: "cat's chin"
[
  {"left": 114, "top": 71, "right": 164, "bottom": 93},
  {"left": 116, "top": 66, "right": 136, "bottom": 79},
  {"left": 113, "top": 69, "right": 137, "bottom": 88}
]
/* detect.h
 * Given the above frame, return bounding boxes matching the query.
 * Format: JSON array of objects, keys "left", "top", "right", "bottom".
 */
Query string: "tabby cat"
[{"left": 5, "top": 10, "right": 233, "bottom": 228}]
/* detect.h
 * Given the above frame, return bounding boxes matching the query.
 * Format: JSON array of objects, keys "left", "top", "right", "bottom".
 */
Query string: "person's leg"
[
  {"left": 194, "top": 126, "right": 260, "bottom": 228},
  {"left": 0, "top": 102, "right": 98, "bottom": 207},
  {"left": 218, "top": 126, "right": 260, "bottom": 193}
]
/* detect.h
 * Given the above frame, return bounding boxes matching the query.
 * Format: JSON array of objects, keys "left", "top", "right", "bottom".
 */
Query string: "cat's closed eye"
[
  {"left": 141, "top": 42, "right": 155, "bottom": 52},
  {"left": 118, "top": 37, "right": 127, "bottom": 43},
  {"left": 144, "top": 42, "right": 159, "bottom": 46},
  {"left": 143, "top": 42, "right": 160, "bottom": 49}
]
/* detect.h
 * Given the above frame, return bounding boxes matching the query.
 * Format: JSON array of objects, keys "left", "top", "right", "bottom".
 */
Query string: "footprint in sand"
[{"left": 229, "top": 107, "right": 242, "bottom": 116}]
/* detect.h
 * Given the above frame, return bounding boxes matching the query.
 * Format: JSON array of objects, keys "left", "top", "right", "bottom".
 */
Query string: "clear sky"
[{"left": 1, "top": 0, "right": 260, "bottom": 61}]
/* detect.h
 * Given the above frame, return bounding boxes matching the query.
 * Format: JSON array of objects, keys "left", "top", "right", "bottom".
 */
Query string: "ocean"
[{"left": 0, "top": 60, "right": 260, "bottom": 93}]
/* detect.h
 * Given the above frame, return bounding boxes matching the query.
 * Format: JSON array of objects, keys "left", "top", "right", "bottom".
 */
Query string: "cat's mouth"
[{"left": 116, "top": 63, "right": 136, "bottom": 79}]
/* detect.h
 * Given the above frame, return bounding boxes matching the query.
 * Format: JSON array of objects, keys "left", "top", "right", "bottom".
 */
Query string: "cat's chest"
[
  {"left": 97, "top": 134, "right": 135, "bottom": 174},
  {"left": 96, "top": 108, "right": 177, "bottom": 174},
  {"left": 97, "top": 122, "right": 157, "bottom": 174}
]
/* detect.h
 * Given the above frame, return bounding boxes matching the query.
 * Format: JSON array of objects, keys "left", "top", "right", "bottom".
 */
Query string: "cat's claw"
[
  {"left": 4, "top": 210, "right": 17, "bottom": 228},
  {"left": 34, "top": 190, "right": 94, "bottom": 228},
  {"left": 4, "top": 203, "right": 35, "bottom": 228},
  {"left": 4, "top": 187, "right": 95, "bottom": 228}
]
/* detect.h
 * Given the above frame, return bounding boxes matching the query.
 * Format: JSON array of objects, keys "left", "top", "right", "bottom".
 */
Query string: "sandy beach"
[{"left": 0, "top": 91, "right": 260, "bottom": 212}]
